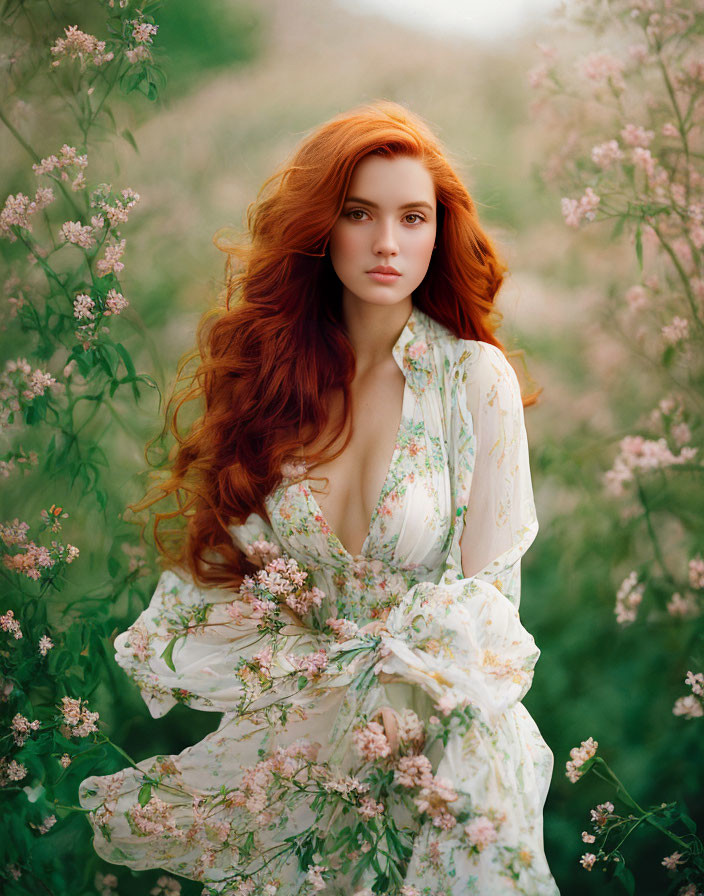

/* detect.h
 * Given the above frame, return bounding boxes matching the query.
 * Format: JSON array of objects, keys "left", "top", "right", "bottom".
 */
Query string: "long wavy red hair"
[{"left": 133, "top": 99, "right": 526, "bottom": 589}]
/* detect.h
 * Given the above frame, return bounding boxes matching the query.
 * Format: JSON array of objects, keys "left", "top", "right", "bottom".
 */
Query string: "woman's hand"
[
  {"left": 378, "top": 706, "right": 399, "bottom": 753},
  {"left": 358, "top": 620, "right": 387, "bottom": 636}
]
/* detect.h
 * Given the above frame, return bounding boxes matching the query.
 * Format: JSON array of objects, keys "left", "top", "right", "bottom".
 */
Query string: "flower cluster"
[
  {"left": 565, "top": 736, "right": 599, "bottom": 783},
  {"left": 50, "top": 25, "right": 114, "bottom": 69},
  {"left": 90, "top": 184, "right": 140, "bottom": 232},
  {"left": 672, "top": 670, "right": 704, "bottom": 719},
  {"left": 1, "top": 515, "right": 79, "bottom": 581},
  {"left": 614, "top": 570, "right": 645, "bottom": 625},
  {"left": 561, "top": 187, "right": 601, "bottom": 228},
  {"left": 125, "top": 15, "right": 159, "bottom": 65},
  {"left": 604, "top": 434, "right": 697, "bottom": 496},
  {"left": 238, "top": 553, "right": 326, "bottom": 625},
  {"left": 11, "top": 713, "right": 41, "bottom": 747},
  {"left": 1, "top": 609, "right": 22, "bottom": 639},
  {"left": 59, "top": 696, "right": 99, "bottom": 738},
  {"left": 32, "top": 144, "right": 88, "bottom": 192},
  {"left": 0, "top": 446, "right": 39, "bottom": 479},
  {"left": 0, "top": 188, "right": 56, "bottom": 241}
]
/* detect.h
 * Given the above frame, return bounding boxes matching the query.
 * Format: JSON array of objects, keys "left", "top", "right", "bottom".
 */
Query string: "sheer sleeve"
[
  {"left": 113, "top": 513, "right": 336, "bottom": 719},
  {"left": 456, "top": 341, "right": 538, "bottom": 607}
]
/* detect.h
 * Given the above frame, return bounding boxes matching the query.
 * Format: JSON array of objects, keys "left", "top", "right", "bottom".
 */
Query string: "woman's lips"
[{"left": 367, "top": 271, "right": 401, "bottom": 283}]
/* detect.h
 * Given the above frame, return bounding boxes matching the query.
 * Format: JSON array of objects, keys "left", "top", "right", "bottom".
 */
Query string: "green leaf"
[
  {"left": 613, "top": 860, "right": 635, "bottom": 895},
  {"left": 635, "top": 223, "right": 643, "bottom": 270},
  {"left": 121, "top": 129, "right": 140, "bottom": 154},
  {"left": 115, "top": 342, "right": 137, "bottom": 380},
  {"left": 137, "top": 781, "right": 152, "bottom": 806},
  {"left": 160, "top": 635, "right": 183, "bottom": 672}
]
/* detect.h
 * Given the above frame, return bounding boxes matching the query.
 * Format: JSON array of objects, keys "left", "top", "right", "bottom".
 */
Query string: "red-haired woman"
[{"left": 80, "top": 100, "right": 560, "bottom": 895}]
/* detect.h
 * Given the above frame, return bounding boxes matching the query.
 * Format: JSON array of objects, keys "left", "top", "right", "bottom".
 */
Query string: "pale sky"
[{"left": 336, "top": 0, "right": 565, "bottom": 42}]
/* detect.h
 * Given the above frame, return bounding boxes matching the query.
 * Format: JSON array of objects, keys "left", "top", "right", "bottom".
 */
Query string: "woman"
[{"left": 79, "top": 100, "right": 560, "bottom": 895}]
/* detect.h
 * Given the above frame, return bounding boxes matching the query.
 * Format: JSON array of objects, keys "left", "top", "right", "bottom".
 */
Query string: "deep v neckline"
[{"left": 304, "top": 375, "right": 411, "bottom": 560}]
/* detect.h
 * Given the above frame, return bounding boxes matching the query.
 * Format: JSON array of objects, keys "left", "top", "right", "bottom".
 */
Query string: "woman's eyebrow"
[{"left": 344, "top": 196, "right": 434, "bottom": 211}]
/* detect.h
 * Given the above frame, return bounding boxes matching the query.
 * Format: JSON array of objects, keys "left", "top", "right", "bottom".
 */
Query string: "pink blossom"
[
  {"left": 580, "top": 853, "right": 597, "bottom": 870},
  {"left": 673, "top": 695, "right": 703, "bottom": 719},
  {"left": 661, "top": 316, "right": 689, "bottom": 344},
  {"left": 131, "top": 21, "right": 158, "bottom": 44},
  {"left": 621, "top": 124, "right": 654, "bottom": 147},
  {"left": 11, "top": 713, "right": 41, "bottom": 746},
  {"left": 464, "top": 815, "right": 499, "bottom": 851},
  {"left": 0, "top": 610, "right": 22, "bottom": 639},
  {"left": 96, "top": 239, "right": 126, "bottom": 277},
  {"left": 4, "top": 759, "right": 28, "bottom": 782},
  {"left": 287, "top": 648, "right": 328, "bottom": 681},
  {"left": 305, "top": 865, "right": 327, "bottom": 892},
  {"left": 591, "top": 139, "right": 623, "bottom": 169},
  {"left": 632, "top": 147, "right": 656, "bottom": 178},
  {"left": 689, "top": 556, "right": 704, "bottom": 590},
  {"left": 395, "top": 754, "right": 433, "bottom": 789},
  {"left": 59, "top": 220, "right": 96, "bottom": 248},
  {"left": 50, "top": 25, "right": 114, "bottom": 69},
  {"left": 358, "top": 795, "right": 385, "bottom": 819},
  {"left": 352, "top": 720, "right": 391, "bottom": 760},
  {"left": 38, "top": 635, "right": 54, "bottom": 656},
  {"left": 662, "top": 122, "right": 679, "bottom": 137},
  {"left": 59, "top": 754, "right": 71, "bottom": 768},
  {"left": 33, "top": 144, "right": 88, "bottom": 178},
  {"left": 662, "top": 851, "right": 685, "bottom": 871},
  {"left": 580, "top": 51, "right": 625, "bottom": 90},
  {"left": 125, "top": 45, "right": 151, "bottom": 64},
  {"left": 129, "top": 795, "right": 185, "bottom": 838},
  {"left": 565, "top": 736, "right": 598, "bottom": 783},
  {"left": 615, "top": 571, "right": 644, "bottom": 626},
  {"left": 666, "top": 592, "right": 699, "bottom": 618},
  {"left": 73, "top": 294, "right": 95, "bottom": 320},
  {"left": 581, "top": 831, "right": 596, "bottom": 843},
  {"left": 685, "top": 671, "right": 704, "bottom": 697},
  {"left": 326, "top": 615, "right": 360, "bottom": 640},
  {"left": 60, "top": 695, "right": 99, "bottom": 736},
  {"left": 625, "top": 285, "right": 647, "bottom": 311},
  {"left": 437, "top": 693, "right": 457, "bottom": 715},
  {"left": 104, "top": 289, "right": 128, "bottom": 316},
  {"left": 0, "top": 189, "right": 55, "bottom": 240}
]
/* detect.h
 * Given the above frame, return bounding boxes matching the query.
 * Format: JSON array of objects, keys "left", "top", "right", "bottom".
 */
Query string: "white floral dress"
[{"left": 79, "top": 306, "right": 561, "bottom": 896}]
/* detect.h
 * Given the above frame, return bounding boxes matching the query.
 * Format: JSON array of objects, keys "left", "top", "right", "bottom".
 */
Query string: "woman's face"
[{"left": 328, "top": 154, "right": 437, "bottom": 311}]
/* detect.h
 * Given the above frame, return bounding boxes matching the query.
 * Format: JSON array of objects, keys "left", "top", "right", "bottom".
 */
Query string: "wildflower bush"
[
  {"left": 528, "top": 0, "right": 703, "bottom": 892},
  {"left": 0, "top": 2, "right": 200, "bottom": 894}
]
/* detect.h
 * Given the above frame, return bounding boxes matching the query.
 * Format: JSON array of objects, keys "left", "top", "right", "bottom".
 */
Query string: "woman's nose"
[{"left": 372, "top": 220, "right": 399, "bottom": 256}]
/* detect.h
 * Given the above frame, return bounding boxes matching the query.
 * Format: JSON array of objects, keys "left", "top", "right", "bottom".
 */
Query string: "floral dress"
[{"left": 79, "top": 306, "right": 561, "bottom": 896}]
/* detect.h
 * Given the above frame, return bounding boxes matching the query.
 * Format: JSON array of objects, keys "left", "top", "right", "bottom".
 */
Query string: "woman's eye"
[{"left": 345, "top": 209, "right": 425, "bottom": 224}]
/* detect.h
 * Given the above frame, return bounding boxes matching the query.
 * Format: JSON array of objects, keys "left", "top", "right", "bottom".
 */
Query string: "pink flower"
[
  {"left": 580, "top": 51, "right": 625, "bottom": 90},
  {"left": 689, "top": 556, "right": 704, "bottom": 590},
  {"left": 580, "top": 853, "right": 597, "bottom": 870},
  {"left": 437, "top": 693, "right": 457, "bottom": 715},
  {"left": 661, "top": 316, "right": 689, "bottom": 344},
  {"left": 305, "top": 865, "right": 327, "bottom": 892},
  {"left": 352, "top": 720, "right": 391, "bottom": 760},
  {"left": 104, "top": 289, "right": 128, "bottom": 316},
  {"left": 96, "top": 239, "right": 126, "bottom": 277},
  {"left": 131, "top": 21, "right": 158, "bottom": 44},
  {"left": 395, "top": 754, "right": 433, "bottom": 789},
  {"left": 591, "top": 140, "right": 623, "bottom": 169},
  {"left": 625, "top": 285, "right": 647, "bottom": 311},
  {"left": 614, "top": 571, "right": 644, "bottom": 626},
  {"left": 661, "top": 851, "right": 685, "bottom": 871},
  {"left": 673, "top": 695, "right": 703, "bottom": 719},
  {"left": 464, "top": 815, "right": 499, "bottom": 851},
  {"left": 0, "top": 610, "right": 22, "bottom": 639},
  {"left": 565, "top": 736, "right": 598, "bottom": 782},
  {"left": 73, "top": 293, "right": 95, "bottom": 320},
  {"left": 662, "top": 122, "right": 679, "bottom": 137},
  {"left": 59, "top": 221, "right": 96, "bottom": 248},
  {"left": 50, "top": 25, "right": 114, "bottom": 69},
  {"left": 581, "top": 831, "right": 595, "bottom": 843},
  {"left": 620, "top": 124, "right": 654, "bottom": 147},
  {"left": 632, "top": 147, "right": 656, "bottom": 178}
]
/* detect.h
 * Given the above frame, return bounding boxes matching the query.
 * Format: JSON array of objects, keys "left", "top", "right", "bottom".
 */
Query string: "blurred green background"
[{"left": 1, "top": 0, "right": 701, "bottom": 893}]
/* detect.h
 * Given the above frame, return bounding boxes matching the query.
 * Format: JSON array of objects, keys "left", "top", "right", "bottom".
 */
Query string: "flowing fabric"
[{"left": 79, "top": 306, "right": 560, "bottom": 895}]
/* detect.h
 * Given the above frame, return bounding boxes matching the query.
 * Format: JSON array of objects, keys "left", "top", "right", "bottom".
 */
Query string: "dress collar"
[{"left": 391, "top": 304, "right": 435, "bottom": 397}]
